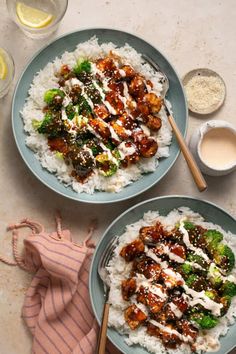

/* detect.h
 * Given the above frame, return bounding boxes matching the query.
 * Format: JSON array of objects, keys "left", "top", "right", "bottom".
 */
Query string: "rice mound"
[
  {"left": 107, "top": 207, "right": 236, "bottom": 354},
  {"left": 21, "top": 37, "right": 172, "bottom": 194}
]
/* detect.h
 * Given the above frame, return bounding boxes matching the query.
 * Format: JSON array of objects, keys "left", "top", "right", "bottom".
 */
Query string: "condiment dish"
[{"left": 189, "top": 120, "right": 236, "bottom": 176}]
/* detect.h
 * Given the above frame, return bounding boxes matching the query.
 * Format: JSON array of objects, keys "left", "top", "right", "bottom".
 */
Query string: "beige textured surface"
[{"left": 0, "top": 0, "right": 236, "bottom": 353}]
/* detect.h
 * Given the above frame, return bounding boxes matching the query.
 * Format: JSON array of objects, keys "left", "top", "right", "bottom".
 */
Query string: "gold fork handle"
[
  {"left": 168, "top": 114, "right": 207, "bottom": 192},
  {"left": 96, "top": 302, "right": 110, "bottom": 354}
]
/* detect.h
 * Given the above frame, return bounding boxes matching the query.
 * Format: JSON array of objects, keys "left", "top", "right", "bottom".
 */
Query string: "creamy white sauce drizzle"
[
  {"left": 140, "top": 124, "right": 150, "bottom": 137},
  {"left": 109, "top": 126, "right": 121, "bottom": 142},
  {"left": 146, "top": 249, "right": 168, "bottom": 269},
  {"left": 135, "top": 274, "right": 167, "bottom": 299},
  {"left": 104, "top": 100, "right": 117, "bottom": 115},
  {"left": 62, "top": 95, "right": 72, "bottom": 107},
  {"left": 162, "top": 244, "right": 185, "bottom": 264},
  {"left": 208, "top": 263, "right": 236, "bottom": 283},
  {"left": 168, "top": 302, "right": 183, "bottom": 318},
  {"left": 92, "top": 80, "right": 105, "bottom": 100},
  {"left": 99, "top": 142, "right": 119, "bottom": 166},
  {"left": 117, "top": 142, "right": 136, "bottom": 159},
  {"left": 185, "top": 261, "right": 204, "bottom": 271},
  {"left": 179, "top": 220, "right": 210, "bottom": 262},
  {"left": 149, "top": 320, "right": 194, "bottom": 343},
  {"left": 183, "top": 285, "right": 223, "bottom": 316}
]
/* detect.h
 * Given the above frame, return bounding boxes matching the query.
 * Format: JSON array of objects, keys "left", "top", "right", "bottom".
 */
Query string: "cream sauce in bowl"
[
  {"left": 200, "top": 127, "right": 236, "bottom": 170},
  {"left": 189, "top": 120, "right": 236, "bottom": 176}
]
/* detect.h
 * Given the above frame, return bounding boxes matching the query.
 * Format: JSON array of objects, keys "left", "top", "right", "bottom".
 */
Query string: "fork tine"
[{"left": 99, "top": 236, "right": 119, "bottom": 270}]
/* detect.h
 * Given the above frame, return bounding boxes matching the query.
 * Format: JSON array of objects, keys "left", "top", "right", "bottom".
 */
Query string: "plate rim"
[
  {"left": 12, "top": 27, "right": 188, "bottom": 204},
  {"left": 89, "top": 194, "right": 236, "bottom": 354}
]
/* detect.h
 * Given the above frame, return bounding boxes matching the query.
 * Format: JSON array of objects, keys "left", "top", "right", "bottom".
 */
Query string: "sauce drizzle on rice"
[{"left": 107, "top": 211, "right": 236, "bottom": 353}]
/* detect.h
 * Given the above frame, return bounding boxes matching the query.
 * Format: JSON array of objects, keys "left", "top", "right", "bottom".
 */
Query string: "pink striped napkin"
[{"left": 0, "top": 217, "right": 121, "bottom": 354}]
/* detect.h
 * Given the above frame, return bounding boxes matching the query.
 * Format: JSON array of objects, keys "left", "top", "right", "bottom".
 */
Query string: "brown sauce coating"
[{"left": 124, "top": 304, "right": 147, "bottom": 330}]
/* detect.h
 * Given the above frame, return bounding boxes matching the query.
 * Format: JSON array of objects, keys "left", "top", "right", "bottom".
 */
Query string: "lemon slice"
[
  {"left": 0, "top": 51, "right": 8, "bottom": 80},
  {"left": 16, "top": 2, "right": 53, "bottom": 29}
]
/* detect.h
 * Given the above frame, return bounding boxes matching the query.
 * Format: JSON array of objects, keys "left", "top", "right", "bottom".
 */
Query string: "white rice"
[
  {"left": 107, "top": 207, "right": 236, "bottom": 354},
  {"left": 21, "top": 37, "right": 172, "bottom": 194}
]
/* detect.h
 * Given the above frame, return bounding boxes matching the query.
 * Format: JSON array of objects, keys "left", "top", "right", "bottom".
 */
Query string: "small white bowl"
[{"left": 189, "top": 120, "right": 236, "bottom": 176}]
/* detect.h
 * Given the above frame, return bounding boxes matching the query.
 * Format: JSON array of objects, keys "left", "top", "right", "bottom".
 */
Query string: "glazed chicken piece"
[
  {"left": 121, "top": 151, "right": 140, "bottom": 168},
  {"left": 120, "top": 239, "right": 145, "bottom": 262},
  {"left": 132, "top": 256, "right": 161, "bottom": 280},
  {"left": 146, "top": 115, "right": 162, "bottom": 131},
  {"left": 144, "top": 93, "right": 163, "bottom": 114},
  {"left": 171, "top": 294, "right": 189, "bottom": 313},
  {"left": 165, "top": 295, "right": 188, "bottom": 321},
  {"left": 138, "top": 136, "right": 158, "bottom": 158},
  {"left": 48, "top": 137, "right": 68, "bottom": 154},
  {"left": 105, "top": 91, "right": 124, "bottom": 115},
  {"left": 120, "top": 65, "right": 136, "bottom": 79},
  {"left": 147, "top": 322, "right": 181, "bottom": 349},
  {"left": 146, "top": 288, "right": 166, "bottom": 314},
  {"left": 96, "top": 57, "right": 117, "bottom": 76},
  {"left": 169, "top": 243, "right": 187, "bottom": 261},
  {"left": 177, "top": 319, "right": 198, "bottom": 341},
  {"left": 89, "top": 118, "right": 111, "bottom": 140},
  {"left": 111, "top": 114, "right": 137, "bottom": 140},
  {"left": 93, "top": 104, "right": 109, "bottom": 120},
  {"left": 161, "top": 268, "right": 184, "bottom": 288},
  {"left": 136, "top": 284, "right": 167, "bottom": 314},
  {"left": 128, "top": 75, "right": 147, "bottom": 98},
  {"left": 144, "top": 263, "right": 162, "bottom": 280},
  {"left": 136, "top": 100, "right": 150, "bottom": 118},
  {"left": 108, "top": 80, "right": 124, "bottom": 96},
  {"left": 121, "top": 278, "right": 137, "bottom": 301},
  {"left": 136, "top": 286, "right": 147, "bottom": 305},
  {"left": 124, "top": 304, "right": 147, "bottom": 330},
  {"left": 139, "top": 221, "right": 168, "bottom": 244}
]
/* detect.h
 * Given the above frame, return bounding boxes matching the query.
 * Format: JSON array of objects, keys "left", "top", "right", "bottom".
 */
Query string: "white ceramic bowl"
[{"left": 189, "top": 120, "right": 236, "bottom": 176}]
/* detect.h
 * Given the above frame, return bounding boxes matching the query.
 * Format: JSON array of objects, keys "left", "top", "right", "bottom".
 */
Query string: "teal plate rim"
[
  {"left": 12, "top": 28, "right": 188, "bottom": 204},
  {"left": 89, "top": 195, "right": 236, "bottom": 354}
]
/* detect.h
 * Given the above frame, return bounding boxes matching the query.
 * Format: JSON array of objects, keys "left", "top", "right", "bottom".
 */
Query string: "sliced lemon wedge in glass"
[
  {"left": 0, "top": 51, "right": 8, "bottom": 80},
  {"left": 16, "top": 2, "right": 53, "bottom": 29}
]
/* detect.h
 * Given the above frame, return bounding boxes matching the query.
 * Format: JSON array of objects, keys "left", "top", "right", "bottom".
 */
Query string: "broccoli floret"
[
  {"left": 189, "top": 312, "right": 218, "bottom": 329},
  {"left": 220, "top": 295, "right": 231, "bottom": 315},
  {"left": 207, "top": 264, "right": 223, "bottom": 289},
  {"left": 205, "top": 290, "right": 218, "bottom": 301},
  {"left": 185, "top": 274, "right": 198, "bottom": 287},
  {"left": 204, "top": 229, "right": 223, "bottom": 245},
  {"left": 65, "top": 103, "right": 76, "bottom": 120},
  {"left": 185, "top": 274, "right": 207, "bottom": 291},
  {"left": 96, "top": 153, "right": 118, "bottom": 177},
  {"left": 85, "top": 84, "right": 101, "bottom": 104},
  {"left": 77, "top": 97, "right": 92, "bottom": 115},
  {"left": 213, "top": 244, "right": 235, "bottom": 274},
  {"left": 112, "top": 149, "right": 121, "bottom": 161},
  {"left": 37, "top": 112, "right": 53, "bottom": 134},
  {"left": 74, "top": 58, "right": 91, "bottom": 76},
  {"left": 44, "top": 89, "right": 65, "bottom": 105},
  {"left": 179, "top": 263, "right": 193, "bottom": 276},
  {"left": 220, "top": 281, "right": 236, "bottom": 297},
  {"left": 184, "top": 221, "right": 195, "bottom": 230},
  {"left": 187, "top": 254, "right": 207, "bottom": 268}
]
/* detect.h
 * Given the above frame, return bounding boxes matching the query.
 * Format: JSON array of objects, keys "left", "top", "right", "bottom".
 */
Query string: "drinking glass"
[
  {"left": 0, "top": 48, "right": 15, "bottom": 99},
  {"left": 6, "top": 0, "right": 68, "bottom": 39}
]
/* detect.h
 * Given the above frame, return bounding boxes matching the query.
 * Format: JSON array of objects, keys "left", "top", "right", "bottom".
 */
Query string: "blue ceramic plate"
[
  {"left": 89, "top": 195, "right": 236, "bottom": 354},
  {"left": 12, "top": 29, "right": 187, "bottom": 203}
]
